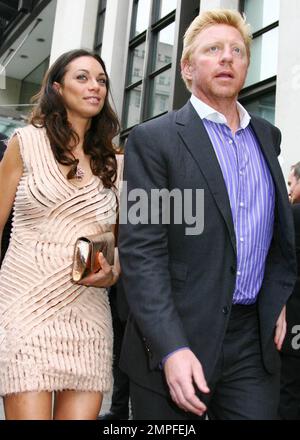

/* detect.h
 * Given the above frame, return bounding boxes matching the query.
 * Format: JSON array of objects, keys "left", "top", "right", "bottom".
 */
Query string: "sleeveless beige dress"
[{"left": 0, "top": 125, "right": 123, "bottom": 396}]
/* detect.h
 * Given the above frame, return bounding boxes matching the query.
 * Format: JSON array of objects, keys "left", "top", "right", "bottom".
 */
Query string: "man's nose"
[{"left": 220, "top": 47, "right": 233, "bottom": 63}]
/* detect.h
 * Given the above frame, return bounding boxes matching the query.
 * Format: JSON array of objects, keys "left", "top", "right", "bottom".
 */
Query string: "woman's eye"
[
  {"left": 77, "top": 74, "right": 87, "bottom": 80},
  {"left": 98, "top": 78, "right": 107, "bottom": 85}
]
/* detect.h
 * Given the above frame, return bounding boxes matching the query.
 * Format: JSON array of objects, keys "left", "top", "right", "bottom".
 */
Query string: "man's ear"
[
  {"left": 52, "top": 81, "right": 61, "bottom": 94},
  {"left": 181, "top": 60, "right": 193, "bottom": 80}
]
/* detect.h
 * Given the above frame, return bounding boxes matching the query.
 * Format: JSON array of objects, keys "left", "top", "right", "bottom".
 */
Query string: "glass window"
[
  {"left": 128, "top": 42, "right": 146, "bottom": 85},
  {"left": 159, "top": 95, "right": 168, "bottom": 112},
  {"left": 242, "top": 91, "right": 275, "bottom": 124},
  {"left": 148, "top": 68, "right": 172, "bottom": 118},
  {"left": 153, "top": 21, "right": 175, "bottom": 70},
  {"left": 245, "top": 27, "right": 278, "bottom": 87},
  {"left": 158, "top": 0, "right": 177, "bottom": 19},
  {"left": 122, "top": 0, "right": 178, "bottom": 133},
  {"left": 135, "top": 90, "right": 141, "bottom": 108},
  {"left": 134, "top": 68, "right": 141, "bottom": 78},
  {"left": 244, "top": 0, "right": 280, "bottom": 33},
  {"left": 124, "top": 86, "right": 143, "bottom": 128},
  {"left": 133, "top": 0, "right": 151, "bottom": 36}
]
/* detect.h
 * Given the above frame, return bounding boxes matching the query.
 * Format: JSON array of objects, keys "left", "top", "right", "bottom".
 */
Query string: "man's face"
[
  {"left": 288, "top": 171, "right": 300, "bottom": 204},
  {"left": 182, "top": 24, "right": 249, "bottom": 104}
]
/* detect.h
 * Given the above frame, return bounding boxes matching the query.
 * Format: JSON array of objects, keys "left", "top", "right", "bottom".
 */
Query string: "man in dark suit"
[
  {"left": 119, "top": 9, "right": 297, "bottom": 420},
  {"left": 99, "top": 280, "right": 130, "bottom": 420},
  {"left": 279, "top": 162, "right": 300, "bottom": 419}
]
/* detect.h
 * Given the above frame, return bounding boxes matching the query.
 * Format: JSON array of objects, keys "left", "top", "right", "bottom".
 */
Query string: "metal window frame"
[
  {"left": 239, "top": 77, "right": 276, "bottom": 124},
  {"left": 120, "top": 0, "right": 200, "bottom": 141},
  {"left": 143, "top": 7, "right": 175, "bottom": 120},
  {"left": 94, "top": 0, "right": 107, "bottom": 54},
  {"left": 239, "top": 76, "right": 276, "bottom": 102},
  {"left": 240, "top": 0, "right": 279, "bottom": 96}
]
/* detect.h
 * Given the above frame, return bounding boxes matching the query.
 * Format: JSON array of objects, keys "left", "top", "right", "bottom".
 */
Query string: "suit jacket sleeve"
[{"left": 119, "top": 122, "right": 189, "bottom": 364}]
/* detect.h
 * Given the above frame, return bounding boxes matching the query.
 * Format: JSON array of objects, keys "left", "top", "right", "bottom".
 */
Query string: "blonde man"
[{"left": 119, "top": 9, "right": 296, "bottom": 420}]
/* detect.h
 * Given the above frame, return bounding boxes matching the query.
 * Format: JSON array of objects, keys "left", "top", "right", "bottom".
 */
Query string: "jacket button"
[{"left": 223, "top": 306, "right": 229, "bottom": 315}]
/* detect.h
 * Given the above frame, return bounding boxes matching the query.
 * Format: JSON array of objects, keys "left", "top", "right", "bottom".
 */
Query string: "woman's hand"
[{"left": 78, "top": 249, "right": 120, "bottom": 288}]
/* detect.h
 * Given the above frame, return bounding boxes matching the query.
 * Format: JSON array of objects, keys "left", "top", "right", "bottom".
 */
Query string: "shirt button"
[
  {"left": 240, "top": 237, "right": 244, "bottom": 242},
  {"left": 240, "top": 202, "right": 245, "bottom": 207},
  {"left": 237, "top": 271, "right": 241, "bottom": 276},
  {"left": 229, "top": 139, "right": 233, "bottom": 144},
  {"left": 239, "top": 171, "right": 244, "bottom": 176}
]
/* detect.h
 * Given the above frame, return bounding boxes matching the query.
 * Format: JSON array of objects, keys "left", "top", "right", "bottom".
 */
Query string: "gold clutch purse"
[{"left": 72, "top": 231, "right": 115, "bottom": 282}]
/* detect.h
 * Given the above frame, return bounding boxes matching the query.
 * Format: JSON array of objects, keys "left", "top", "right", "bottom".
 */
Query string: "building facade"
[{"left": 0, "top": 0, "right": 299, "bottom": 177}]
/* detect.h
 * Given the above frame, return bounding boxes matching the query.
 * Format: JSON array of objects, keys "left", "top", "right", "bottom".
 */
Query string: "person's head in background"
[{"left": 288, "top": 162, "right": 300, "bottom": 204}]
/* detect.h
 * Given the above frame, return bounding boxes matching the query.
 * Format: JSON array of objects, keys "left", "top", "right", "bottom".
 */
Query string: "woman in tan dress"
[{"left": 0, "top": 49, "right": 122, "bottom": 419}]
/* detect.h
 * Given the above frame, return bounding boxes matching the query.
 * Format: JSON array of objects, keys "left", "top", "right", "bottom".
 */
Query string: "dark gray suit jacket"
[{"left": 119, "top": 101, "right": 297, "bottom": 396}]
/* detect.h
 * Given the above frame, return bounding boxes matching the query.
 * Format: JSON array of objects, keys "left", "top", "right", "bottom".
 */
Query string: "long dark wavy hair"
[{"left": 30, "top": 49, "right": 120, "bottom": 188}]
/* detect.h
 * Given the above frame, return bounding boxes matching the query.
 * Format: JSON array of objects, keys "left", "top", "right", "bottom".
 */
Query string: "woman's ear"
[{"left": 52, "top": 82, "right": 61, "bottom": 94}]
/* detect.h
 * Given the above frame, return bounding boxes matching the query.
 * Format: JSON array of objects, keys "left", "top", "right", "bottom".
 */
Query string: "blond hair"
[{"left": 181, "top": 9, "right": 252, "bottom": 91}]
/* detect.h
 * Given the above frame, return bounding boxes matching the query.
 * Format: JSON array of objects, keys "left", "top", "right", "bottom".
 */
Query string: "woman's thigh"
[
  {"left": 53, "top": 390, "right": 103, "bottom": 420},
  {"left": 4, "top": 391, "right": 53, "bottom": 420}
]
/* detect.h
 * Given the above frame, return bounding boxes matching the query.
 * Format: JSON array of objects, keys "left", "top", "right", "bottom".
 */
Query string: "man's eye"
[
  {"left": 209, "top": 46, "right": 219, "bottom": 52},
  {"left": 233, "top": 47, "right": 242, "bottom": 54}
]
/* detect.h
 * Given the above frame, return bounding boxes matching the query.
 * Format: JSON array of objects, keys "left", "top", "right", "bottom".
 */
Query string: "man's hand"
[
  {"left": 163, "top": 348, "right": 210, "bottom": 416},
  {"left": 274, "top": 305, "right": 287, "bottom": 351}
]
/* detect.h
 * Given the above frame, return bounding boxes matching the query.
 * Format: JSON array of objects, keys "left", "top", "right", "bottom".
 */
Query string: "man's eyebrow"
[{"left": 203, "top": 40, "right": 244, "bottom": 45}]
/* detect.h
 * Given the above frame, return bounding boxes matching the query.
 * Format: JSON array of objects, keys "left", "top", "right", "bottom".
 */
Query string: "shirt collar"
[{"left": 190, "top": 94, "right": 251, "bottom": 130}]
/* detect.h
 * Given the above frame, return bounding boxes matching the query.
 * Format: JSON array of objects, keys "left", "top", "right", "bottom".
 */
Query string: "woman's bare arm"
[{"left": 0, "top": 136, "right": 23, "bottom": 259}]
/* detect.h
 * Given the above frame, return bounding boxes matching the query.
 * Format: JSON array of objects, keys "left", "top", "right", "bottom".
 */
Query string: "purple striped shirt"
[{"left": 191, "top": 97, "right": 275, "bottom": 304}]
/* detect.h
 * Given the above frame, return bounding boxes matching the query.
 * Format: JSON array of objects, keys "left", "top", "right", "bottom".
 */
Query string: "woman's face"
[{"left": 54, "top": 55, "right": 107, "bottom": 121}]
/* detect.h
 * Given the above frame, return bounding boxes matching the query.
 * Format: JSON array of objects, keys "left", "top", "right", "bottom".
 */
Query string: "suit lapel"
[{"left": 176, "top": 102, "right": 237, "bottom": 254}]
